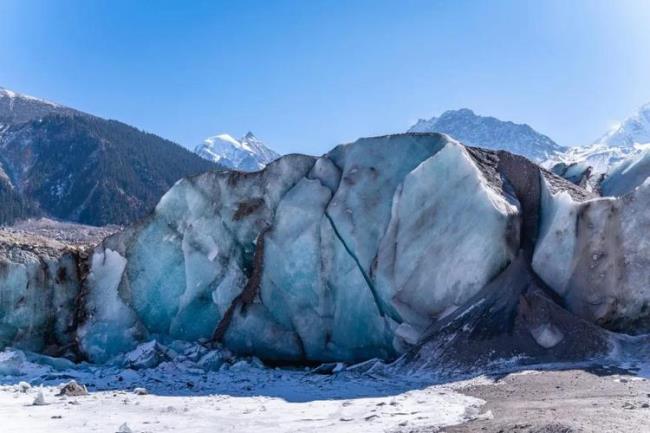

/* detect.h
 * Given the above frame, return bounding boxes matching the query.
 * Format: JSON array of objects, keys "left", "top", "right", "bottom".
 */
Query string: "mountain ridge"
[
  {"left": 0, "top": 87, "right": 219, "bottom": 226},
  {"left": 408, "top": 108, "right": 565, "bottom": 163},
  {"left": 556, "top": 103, "right": 650, "bottom": 174}
]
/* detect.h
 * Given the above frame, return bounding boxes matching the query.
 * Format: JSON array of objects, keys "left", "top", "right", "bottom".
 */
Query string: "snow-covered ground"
[{"left": 0, "top": 345, "right": 489, "bottom": 433}]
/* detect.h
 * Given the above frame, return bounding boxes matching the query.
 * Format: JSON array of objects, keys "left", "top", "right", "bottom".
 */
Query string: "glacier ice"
[
  {"left": 73, "top": 134, "right": 529, "bottom": 363},
  {"left": 375, "top": 140, "right": 520, "bottom": 332},
  {"left": 533, "top": 176, "right": 650, "bottom": 333},
  {"left": 0, "top": 243, "right": 80, "bottom": 354},
  {"left": 77, "top": 248, "right": 142, "bottom": 363},
  {"left": 601, "top": 148, "right": 650, "bottom": 197},
  {"left": 1, "top": 132, "right": 649, "bottom": 369}
]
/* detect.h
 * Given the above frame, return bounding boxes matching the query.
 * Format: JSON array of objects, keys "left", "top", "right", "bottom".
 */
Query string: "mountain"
[
  {"left": 558, "top": 103, "right": 650, "bottom": 174},
  {"left": 0, "top": 87, "right": 80, "bottom": 127},
  {"left": 194, "top": 131, "right": 280, "bottom": 171},
  {"left": 408, "top": 108, "right": 566, "bottom": 163},
  {"left": 0, "top": 87, "right": 219, "bottom": 226}
]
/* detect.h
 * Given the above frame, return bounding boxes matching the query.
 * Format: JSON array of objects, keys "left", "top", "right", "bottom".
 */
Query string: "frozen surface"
[{"left": 0, "top": 344, "right": 488, "bottom": 433}]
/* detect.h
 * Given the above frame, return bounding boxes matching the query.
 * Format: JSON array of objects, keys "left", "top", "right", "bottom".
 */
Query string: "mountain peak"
[
  {"left": 444, "top": 108, "right": 475, "bottom": 117},
  {"left": 407, "top": 108, "right": 564, "bottom": 163},
  {"left": 195, "top": 131, "right": 280, "bottom": 171},
  {"left": 0, "top": 86, "right": 77, "bottom": 126},
  {"left": 593, "top": 102, "right": 650, "bottom": 149},
  {"left": 0, "top": 86, "right": 59, "bottom": 107}
]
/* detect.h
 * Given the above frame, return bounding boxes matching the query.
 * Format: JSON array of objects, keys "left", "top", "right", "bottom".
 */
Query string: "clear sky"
[{"left": 1, "top": 0, "right": 650, "bottom": 155}]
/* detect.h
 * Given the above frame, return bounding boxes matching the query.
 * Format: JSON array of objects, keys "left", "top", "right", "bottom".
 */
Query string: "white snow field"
[{"left": 0, "top": 346, "right": 488, "bottom": 433}]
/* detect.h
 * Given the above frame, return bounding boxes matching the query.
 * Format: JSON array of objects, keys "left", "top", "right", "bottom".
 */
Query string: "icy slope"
[{"left": 194, "top": 132, "right": 280, "bottom": 171}]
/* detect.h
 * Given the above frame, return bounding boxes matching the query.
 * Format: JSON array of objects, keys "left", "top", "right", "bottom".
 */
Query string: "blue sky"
[{"left": 1, "top": 0, "right": 650, "bottom": 155}]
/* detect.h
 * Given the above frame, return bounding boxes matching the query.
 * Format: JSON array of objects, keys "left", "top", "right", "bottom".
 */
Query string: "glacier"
[
  {"left": 533, "top": 176, "right": 650, "bottom": 334},
  {"left": 79, "top": 133, "right": 525, "bottom": 363},
  {"left": 0, "top": 132, "right": 649, "bottom": 372}
]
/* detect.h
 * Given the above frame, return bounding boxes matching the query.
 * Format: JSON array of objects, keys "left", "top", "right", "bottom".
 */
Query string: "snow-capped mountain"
[
  {"left": 556, "top": 103, "right": 650, "bottom": 173},
  {"left": 194, "top": 132, "right": 280, "bottom": 171},
  {"left": 408, "top": 108, "right": 566, "bottom": 163}
]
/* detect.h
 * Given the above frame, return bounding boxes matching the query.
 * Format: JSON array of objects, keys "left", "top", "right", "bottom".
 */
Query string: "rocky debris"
[
  {"left": 56, "top": 380, "right": 88, "bottom": 397},
  {"left": 3, "top": 218, "right": 120, "bottom": 249},
  {"left": 409, "top": 255, "right": 612, "bottom": 374},
  {"left": 444, "top": 368, "right": 650, "bottom": 433}
]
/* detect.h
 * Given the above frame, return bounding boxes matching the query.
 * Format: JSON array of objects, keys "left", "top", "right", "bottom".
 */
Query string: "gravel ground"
[
  {"left": 442, "top": 367, "right": 650, "bottom": 433},
  {"left": 0, "top": 217, "right": 118, "bottom": 254}
]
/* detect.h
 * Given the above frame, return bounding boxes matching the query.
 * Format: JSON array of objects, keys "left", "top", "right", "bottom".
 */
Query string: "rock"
[
  {"left": 18, "top": 381, "right": 31, "bottom": 392},
  {"left": 56, "top": 380, "right": 88, "bottom": 397},
  {"left": 410, "top": 255, "right": 612, "bottom": 373},
  {"left": 133, "top": 387, "right": 148, "bottom": 395}
]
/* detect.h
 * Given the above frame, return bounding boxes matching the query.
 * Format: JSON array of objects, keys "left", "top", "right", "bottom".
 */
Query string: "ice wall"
[
  {"left": 0, "top": 245, "right": 80, "bottom": 355},
  {"left": 533, "top": 177, "right": 650, "bottom": 333},
  {"left": 76, "top": 134, "right": 524, "bottom": 363},
  {"left": 3, "top": 132, "right": 649, "bottom": 367}
]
